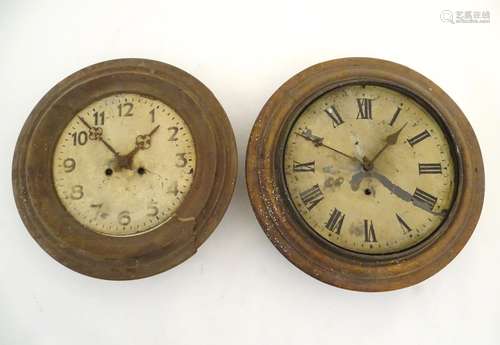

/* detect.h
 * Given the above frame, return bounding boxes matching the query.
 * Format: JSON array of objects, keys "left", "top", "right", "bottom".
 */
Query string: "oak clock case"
[
  {"left": 13, "top": 59, "right": 237, "bottom": 280},
  {"left": 246, "top": 58, "right": 484, "bottom": 291}
]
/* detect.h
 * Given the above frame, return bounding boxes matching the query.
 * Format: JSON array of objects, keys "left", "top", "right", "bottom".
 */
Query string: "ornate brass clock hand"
[
  {"left": 295, "top": 128, "right": 361, "bottom": 163},
  {"left": 116, "top": 125, "right": 161, "bottom": 170},
  {"left": 363, "top": 123, "right": 407, "bottom": 170},
  {"left": 77, "top": 115, "right": 120, "bottom": 156}
]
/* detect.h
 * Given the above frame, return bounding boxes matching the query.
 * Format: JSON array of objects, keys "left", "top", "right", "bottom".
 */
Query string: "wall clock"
[
  {"left": 246, "top": 58, "right": 484, "bottom": 291},
  {"left": 13, "top": 59, "right": 237, "bottom": 280}
]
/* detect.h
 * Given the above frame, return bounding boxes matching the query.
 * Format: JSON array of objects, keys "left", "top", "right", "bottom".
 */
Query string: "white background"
[{"left": 1, "top": 0, "right": 499, "bottom": 344}]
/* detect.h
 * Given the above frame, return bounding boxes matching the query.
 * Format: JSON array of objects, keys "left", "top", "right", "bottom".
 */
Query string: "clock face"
[
  {"left": 283, "top": 84, "right": 457, "bottom": 254},
  {"left": 53, "top": 93, "right": 196, "bottom": 237}
]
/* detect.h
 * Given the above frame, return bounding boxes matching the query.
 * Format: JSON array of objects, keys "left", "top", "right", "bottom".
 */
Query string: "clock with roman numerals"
[
  {"left": 246, "top": 58, "right": 484, "bottom": 291},
  {"left": 13, "top": 59, "right": 237, "bottom": 280}
]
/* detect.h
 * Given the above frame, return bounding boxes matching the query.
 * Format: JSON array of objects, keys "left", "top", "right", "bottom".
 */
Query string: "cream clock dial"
[
  {"left": 53, "top": 93, "right": 196, "bottom": 237},
  {"left": 284, "top": 84, "right": 456, "bottom": 254}
]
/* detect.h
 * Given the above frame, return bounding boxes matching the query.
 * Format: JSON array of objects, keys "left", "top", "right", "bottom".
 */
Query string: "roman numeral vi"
[{"left": 364, "top": 219, "right": 377, "bottom": 242}]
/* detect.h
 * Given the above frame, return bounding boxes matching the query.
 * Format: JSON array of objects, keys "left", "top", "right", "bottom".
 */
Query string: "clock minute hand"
[
  {"left": 371, "top": 170, "right": 448, "bottom": 217},
  {"left": 295, "top": 129, "right": 360, "bottom": 162},
  {"left": 148, "top": 124, "right": 160, "bottom": 137},
  {"left": 349, "top": 169, "right": 447, "bottom": 217},
  {"left": 77, "top": 115, "right": 120, "bottom": 156}
]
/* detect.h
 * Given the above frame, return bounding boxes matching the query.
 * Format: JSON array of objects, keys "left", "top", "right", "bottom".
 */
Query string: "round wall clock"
[
  {"left": 13, "top": 59, "right": 237, "bottom": 280},
  {"left": 246, "top": 58, "right": 484, "bottom": 291}
]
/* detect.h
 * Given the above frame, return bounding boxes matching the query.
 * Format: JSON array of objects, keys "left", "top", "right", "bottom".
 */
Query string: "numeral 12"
[{"left": 356, "top": 98, "right": 373, "bottom": 120}]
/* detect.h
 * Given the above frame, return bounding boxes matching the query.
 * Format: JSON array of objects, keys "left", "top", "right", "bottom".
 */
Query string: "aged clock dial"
[
  {"left": 53, "top": 93, "right": 196, "bottom": 237},
  {"left": 246, "top": 58, "right": 484, "bottom": 291},
  {"left": 283, "top": 84, "right": 456, "bottom": 254},
  {"left": 13, "top": 59, "right": 237, "bottom": 280}
]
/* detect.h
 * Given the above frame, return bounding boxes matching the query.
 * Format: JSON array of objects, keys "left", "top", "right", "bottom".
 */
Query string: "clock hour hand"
[
  {"left": 295, "top": 128, "right": 360, "bottom": 163},
  {"left": 77, "top": 115, "right": 120, "bottom": 156},
  {"left": 116, "top": 125, "right": 161, "bottom": 170},
  {"left": 349, "top": 169, "right": 447, "bottom": 217},
  {"left": 363, "top": 123, "right": 407, "bottom": 170},
  {"left": 133, "top": 125, "right": 160, "bottom": 150}
]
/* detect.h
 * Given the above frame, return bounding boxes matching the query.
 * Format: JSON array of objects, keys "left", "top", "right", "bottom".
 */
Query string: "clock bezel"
[
  {"left": 246, "top": 57, "right": 484, "bottom": 291},
  {"left": 13, "top": 59, "right": 238, "bottom": 280}
]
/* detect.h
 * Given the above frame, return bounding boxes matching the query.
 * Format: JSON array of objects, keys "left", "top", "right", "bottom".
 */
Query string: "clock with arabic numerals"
[
  {"left": 246, "top": 58, "right": 484, "bottom": 291},
  {"left": 13, "top": 59, "right": 237, "bottom": 280}
]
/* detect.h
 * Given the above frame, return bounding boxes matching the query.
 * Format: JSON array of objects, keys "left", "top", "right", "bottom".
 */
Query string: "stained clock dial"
[
  {"left": 53, "top": 93, "right": 196, "bottom": 237},
  {"left": 284, "top": 84, "right": 456, "bottom": 254}
]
